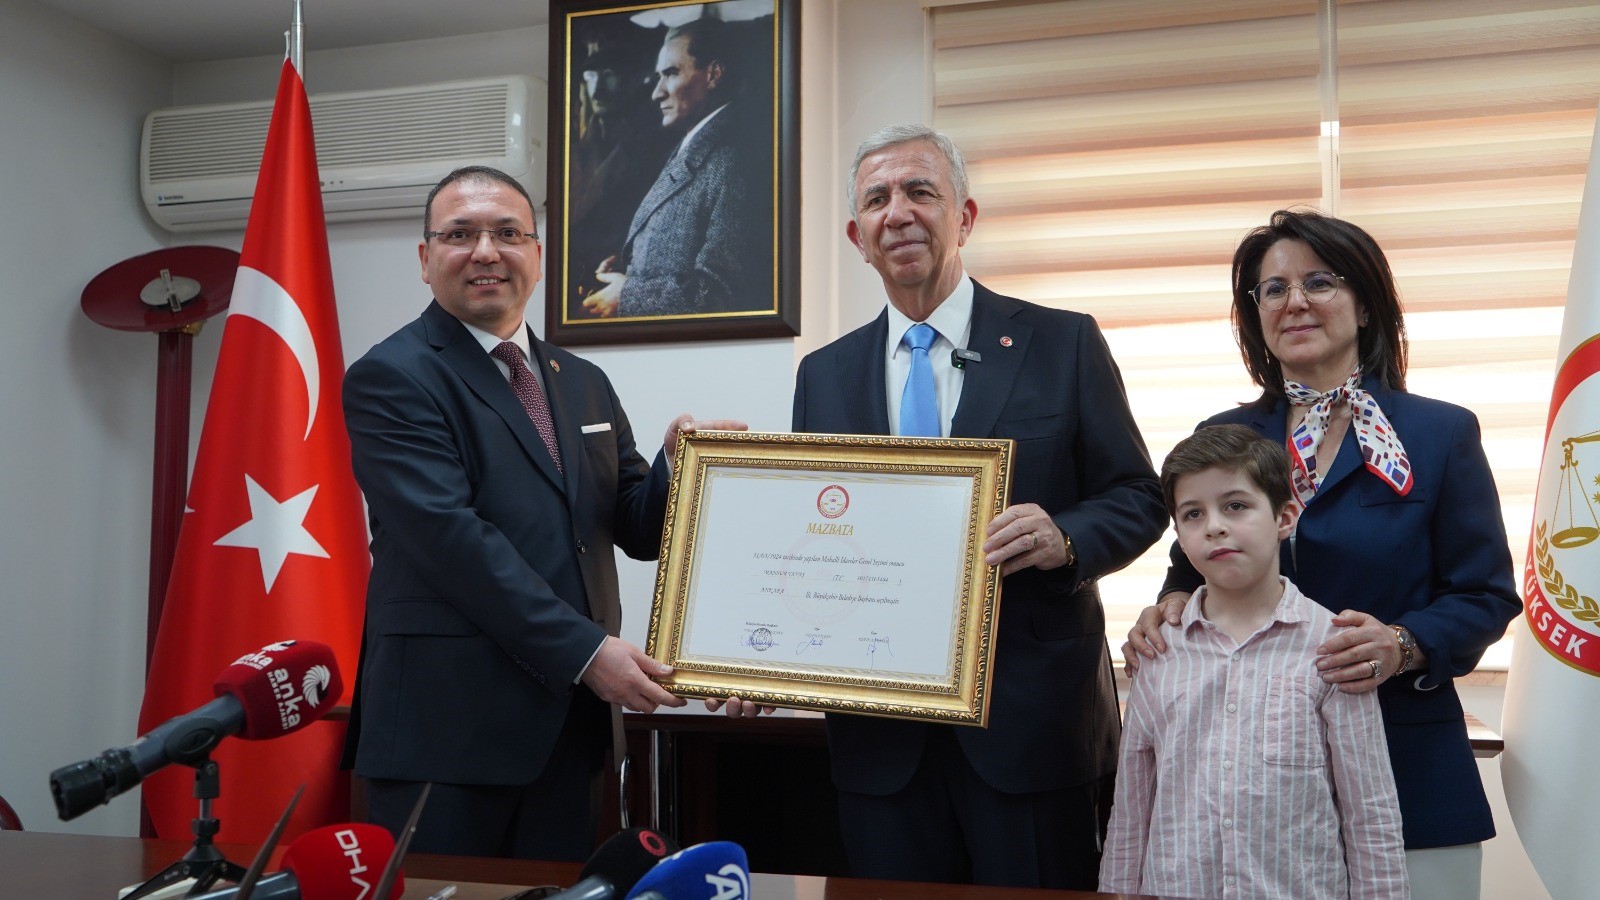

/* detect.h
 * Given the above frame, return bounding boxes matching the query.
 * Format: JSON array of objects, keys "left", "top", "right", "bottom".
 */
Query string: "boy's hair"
[{"left": 1160, "top": 424, "right": 1292, "bottom": 517}]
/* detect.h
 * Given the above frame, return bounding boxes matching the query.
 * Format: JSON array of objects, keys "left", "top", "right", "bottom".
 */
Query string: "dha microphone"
[
  {"left": 50, "top": 639, "right": 343, "bottom": 820},
  {"left": 536, "top": 827, "right": 680, "bottom": 900},
  {"left": 951, "top": 347, "right": 982, "bottom": 369},
  {"left": 624, "top": 842, "right": 750, "bottom": 900},
  {"left": 188, "top": 823, "right": 404, "bottom": 900}
]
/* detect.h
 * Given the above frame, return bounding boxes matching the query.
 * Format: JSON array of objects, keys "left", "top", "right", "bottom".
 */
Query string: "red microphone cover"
[
  {"left": 212, "top": 640, "right": 343, "bottom": 740},
  {"left": 281, "top": 823, "right": 403, "bottom": 900}
]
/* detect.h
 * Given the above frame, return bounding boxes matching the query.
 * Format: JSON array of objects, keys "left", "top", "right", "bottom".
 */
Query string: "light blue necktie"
[{"left": 899, "top": 323, "right": 940, "bottom": 437}]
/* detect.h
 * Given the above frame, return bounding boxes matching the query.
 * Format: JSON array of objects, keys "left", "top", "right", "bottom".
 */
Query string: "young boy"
[{"left": 1098, "top": 424, "right": 1408, "bottom": 899}]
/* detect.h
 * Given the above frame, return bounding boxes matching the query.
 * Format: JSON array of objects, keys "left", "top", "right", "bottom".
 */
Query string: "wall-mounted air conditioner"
[{"left": 141, "top": 75, "right": 545, "bottom": 232}]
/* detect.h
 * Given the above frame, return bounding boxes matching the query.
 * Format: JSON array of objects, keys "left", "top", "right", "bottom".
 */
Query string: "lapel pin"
[
  {"left": 999, "top": 336, "right": 1013, "bottom": 348},
  {"left": 549, "top": 359, "right": 560, "bottom": 373}
]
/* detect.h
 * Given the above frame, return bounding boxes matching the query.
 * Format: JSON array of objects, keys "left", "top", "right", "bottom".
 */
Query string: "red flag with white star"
[{"left": 138, "top": 58, "right": 367, "bottom": 844}]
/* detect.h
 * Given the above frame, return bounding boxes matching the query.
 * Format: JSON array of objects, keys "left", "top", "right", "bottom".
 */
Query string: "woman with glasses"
[{"left": 1121, "top": 208, "right": 1519, "bottom": 899}]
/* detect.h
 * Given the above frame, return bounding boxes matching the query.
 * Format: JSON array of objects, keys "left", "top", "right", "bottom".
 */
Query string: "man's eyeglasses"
[
  {"left": 425, "top": 227, "right": 539, "bottom": 247},
  {"left": 1250, "top": 272, "right": 1344, "bottom": 311}
]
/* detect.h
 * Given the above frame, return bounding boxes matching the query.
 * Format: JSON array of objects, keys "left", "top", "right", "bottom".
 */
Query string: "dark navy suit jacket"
[
  {"left": 1162, "top": 377, "right": 1520, "bottom": 847},
  {"left": 341, "top": 301, "right": 668, "bottom": 784},
  {"left": 794, "top": 281, "right": 1167, "bottom": 795}
]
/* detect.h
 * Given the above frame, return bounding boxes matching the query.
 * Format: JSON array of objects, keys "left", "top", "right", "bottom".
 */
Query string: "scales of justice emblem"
[{"left": 1530, "top": 427, "right": 1600, "bottom": 674}]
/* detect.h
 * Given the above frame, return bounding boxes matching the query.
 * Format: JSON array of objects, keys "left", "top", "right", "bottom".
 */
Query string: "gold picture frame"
[{"left": 646, "top": 431, "right": 1013, "bottom": 725}]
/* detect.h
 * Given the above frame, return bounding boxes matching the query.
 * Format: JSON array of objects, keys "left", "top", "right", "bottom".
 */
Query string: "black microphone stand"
[{"left": 123, "top": 755, "right": 247, "bottom": 899}]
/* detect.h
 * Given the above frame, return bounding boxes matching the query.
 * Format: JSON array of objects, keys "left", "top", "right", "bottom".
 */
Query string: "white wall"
[{"left": 0, "top": 0, "right": 172, "bottom": 836}]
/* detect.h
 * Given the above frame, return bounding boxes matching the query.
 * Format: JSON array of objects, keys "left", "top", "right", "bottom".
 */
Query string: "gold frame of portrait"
[{"left": 646, "top": 431, "right": 1013, "bottom": 726}]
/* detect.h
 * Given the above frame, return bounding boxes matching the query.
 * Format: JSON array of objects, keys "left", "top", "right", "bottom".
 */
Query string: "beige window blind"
[{"left": 932, "top": 0, "right": 1600, "bottom": 660}]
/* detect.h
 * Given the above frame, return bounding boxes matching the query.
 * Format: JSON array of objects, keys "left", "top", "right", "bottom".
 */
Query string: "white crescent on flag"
[{"left": 229, "top": 265, "right": 320, "bottom": 440}]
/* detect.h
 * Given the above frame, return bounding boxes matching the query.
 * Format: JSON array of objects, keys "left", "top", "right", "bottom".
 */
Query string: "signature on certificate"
[
  {"left": 743, "top": 627, "right": 776, "bottom": 652},
  {"left": 862, "top": 633, "right": 894, "bottom": 668},
  {"left": 794, "top": 631, "right": 829, "bottom": 655}
]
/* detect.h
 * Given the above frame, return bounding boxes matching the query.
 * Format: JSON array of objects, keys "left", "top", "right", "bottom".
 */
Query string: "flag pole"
[{"left": 287, "top": 0, "right": 303, "bottom": 72}]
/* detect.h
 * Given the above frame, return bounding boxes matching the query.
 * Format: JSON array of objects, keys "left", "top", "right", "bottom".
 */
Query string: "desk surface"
[{"left": 0, "top": 830, "right": 1151, "bottom": 899}]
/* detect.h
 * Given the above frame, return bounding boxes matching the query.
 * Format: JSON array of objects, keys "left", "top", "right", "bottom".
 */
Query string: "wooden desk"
[
  {"left": 0, "top": 830, "right": 1151, "bottom": 899},
  {"left": 1465, "top": 712, "right": 1503, "bottom": 758}
]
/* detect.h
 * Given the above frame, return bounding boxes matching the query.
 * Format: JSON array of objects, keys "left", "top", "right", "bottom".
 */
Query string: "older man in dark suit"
[
  {"left": 716, "top": 125, "right": 1166, "bottom": 890},
  {"left": 342, "top": 165, "right": 738, "bottom": 860},
  {"left": 583, "top": 17, "right": 773, "bottom": 319}
]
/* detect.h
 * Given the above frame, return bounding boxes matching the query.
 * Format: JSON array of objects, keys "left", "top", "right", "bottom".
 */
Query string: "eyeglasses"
[
  {"left": 425, "top": 227, "right": 539, "bottom": 247},
  {"left": 1250, "top": 272, "right": 1344, "bottom": 311}
]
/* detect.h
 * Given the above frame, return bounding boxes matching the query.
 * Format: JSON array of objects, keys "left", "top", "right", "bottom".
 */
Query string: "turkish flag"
[{"left": 138, "top": 59, "right": 368, "bottom": 844}]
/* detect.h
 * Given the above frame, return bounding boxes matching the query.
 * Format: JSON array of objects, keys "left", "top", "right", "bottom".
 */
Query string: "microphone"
[
  {"left": 951, "top": 348, "right": 982, "bottom": 369},
  {"left": 537, "top": 827, "right": 679, "bottom": 900},
  {"left": 50, "top": 639, "right": 343, "bottom": 820},
  {"left": 187, "top": 823, "right": 404, "bottom": 900},
  {"left": 624, "top": 842, "right": 749, "bottom": 900}
]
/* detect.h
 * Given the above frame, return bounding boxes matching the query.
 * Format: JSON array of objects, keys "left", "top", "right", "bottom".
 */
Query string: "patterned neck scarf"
[{"left": 1284, "top": 370, "right": 1412, "bottom": 506}]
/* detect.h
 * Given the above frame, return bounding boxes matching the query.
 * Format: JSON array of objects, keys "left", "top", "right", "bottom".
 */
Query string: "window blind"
[{"left": 931, "top": 0, "right": 1600, "bottom": 659}]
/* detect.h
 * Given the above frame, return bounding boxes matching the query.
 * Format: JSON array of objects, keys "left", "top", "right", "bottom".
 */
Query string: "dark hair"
[
  {"left": 1160, "top": 424, "right": 1292, "bottom": 518},
  {"left": 1231, "top": 208, "right": 1407, "bottom": 402},
  {"left": 422, "top": 165, "right": 537, "bottom": 238},
  {"left": 664, "top": 18, "right": 735, "bottom": 80}
]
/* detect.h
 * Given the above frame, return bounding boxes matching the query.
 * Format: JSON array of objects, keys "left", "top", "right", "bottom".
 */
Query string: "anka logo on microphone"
[
  {"left": 704, "top": 863, "right": 749, "bottom": 900},
  {"left": 268, "top": 663, "right": 333, "bottom": 731},
  {"left": 335, "top": 827, "right": 377, "bottom": 899},
  {"left": 226, "top": 639, "right": 336, "bottom": 731}
]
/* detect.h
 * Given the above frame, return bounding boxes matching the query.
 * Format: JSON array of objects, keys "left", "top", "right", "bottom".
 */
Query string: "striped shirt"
[{"left": 1098, "top": 578, "right": 1408, "bottom": 899}]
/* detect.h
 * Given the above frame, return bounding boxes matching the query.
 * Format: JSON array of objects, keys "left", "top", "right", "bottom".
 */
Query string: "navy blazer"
[
  {"left": 794, "top": 281, "right": 1167, "bottom": 795},
  {"left": 341, "top": 301, "right": 669, "bottom": 784},
  {"left": 1161, "top": 379, "right": 1520, "bottom": 847}
]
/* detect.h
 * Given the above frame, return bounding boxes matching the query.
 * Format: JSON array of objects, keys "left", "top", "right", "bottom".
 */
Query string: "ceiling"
[{"left": 31, "top": 0, "right": 551, "bottom": 62}]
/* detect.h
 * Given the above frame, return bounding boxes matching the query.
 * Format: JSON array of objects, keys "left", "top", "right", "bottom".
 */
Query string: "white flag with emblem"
[{"left": 1502, "top": 100, "right": 1600, "bottom": 900}]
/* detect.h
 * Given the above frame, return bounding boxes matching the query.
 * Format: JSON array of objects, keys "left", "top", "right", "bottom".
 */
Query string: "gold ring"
[
  {"left": 1023, "top": 533, "right": 1035, "bottom": 551},
  {"left": 1368, "top": 659, "right": 1381, "bottom": 679}
]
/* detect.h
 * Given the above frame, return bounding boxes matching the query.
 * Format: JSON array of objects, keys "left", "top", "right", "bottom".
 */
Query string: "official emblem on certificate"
[{"left": 646, "top": 431, "right": 1012, "bottom": 725}]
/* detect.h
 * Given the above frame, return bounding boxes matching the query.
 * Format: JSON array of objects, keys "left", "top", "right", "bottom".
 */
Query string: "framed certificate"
[{"left": 646, "top": 431, "right": 1013, "bottom": 725}]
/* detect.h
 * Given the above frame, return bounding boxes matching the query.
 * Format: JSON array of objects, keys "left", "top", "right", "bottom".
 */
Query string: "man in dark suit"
[
  {"left": 583, "top": 17, "right": 772, "bottom": 319},
  {"left": 341, "top": 165, "right": 737, "bottom": 860},
  {"left": 719, "top": 125, "right": 1166, "bottom": 889}
]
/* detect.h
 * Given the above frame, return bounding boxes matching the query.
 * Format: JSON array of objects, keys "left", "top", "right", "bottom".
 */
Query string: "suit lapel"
[
  {"left": 623, "top": 156, "right": 690, "bottom": 250},
  {"left": 622, "top": 111, "right": 729, "bottom": 250},
  {"left": 424, "top": 304, "right": 565, "bottom": 495},
  {"left": 1249, "top": 389, "right": 1364, "bottom": 499},
  {"left": 951, "top": 285, "right": 1031, "bottom": 439},
  {"left": 529, "top": 332, "right": 583, "bottom": 508},
  {"left": 849, "top": 311, "right": 893, "bottom": 435}
]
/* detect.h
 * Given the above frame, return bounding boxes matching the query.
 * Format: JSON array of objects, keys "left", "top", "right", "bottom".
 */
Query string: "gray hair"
[{"left": 846, "top": 124, "right": 970, "bottom": 217}]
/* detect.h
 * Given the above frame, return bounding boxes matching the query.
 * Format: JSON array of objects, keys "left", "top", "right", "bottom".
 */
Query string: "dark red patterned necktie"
[{"left": 491, "top": 341, "right": 563, "bottom": 475}]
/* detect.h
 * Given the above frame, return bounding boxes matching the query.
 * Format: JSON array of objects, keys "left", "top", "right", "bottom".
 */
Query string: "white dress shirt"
[{"left": 883, "top": 274, "right": 974, "bottom": 437}]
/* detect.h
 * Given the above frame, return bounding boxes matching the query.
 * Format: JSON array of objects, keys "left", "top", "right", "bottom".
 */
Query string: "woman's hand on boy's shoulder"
[{"left": 1315, "top": 609, "right": 1404, "bottom": 693}]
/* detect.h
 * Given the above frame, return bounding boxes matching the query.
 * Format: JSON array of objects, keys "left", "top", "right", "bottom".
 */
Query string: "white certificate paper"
[{"left": 681, "top": 468, "right": 971, "bottom": 682}]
